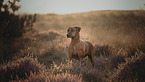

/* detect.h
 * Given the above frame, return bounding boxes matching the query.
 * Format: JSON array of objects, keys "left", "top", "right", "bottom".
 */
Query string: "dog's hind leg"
[
  {"left": 88, "top": 54, "right": 95, "bottom": 68},
  {"left": 86, "top": 56, "right": 90, "bottom": 67}
]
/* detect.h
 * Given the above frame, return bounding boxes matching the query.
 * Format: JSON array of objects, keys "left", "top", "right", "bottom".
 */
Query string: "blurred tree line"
[{"left": 0, "top": 0, "right": 36, "bottom": 62}]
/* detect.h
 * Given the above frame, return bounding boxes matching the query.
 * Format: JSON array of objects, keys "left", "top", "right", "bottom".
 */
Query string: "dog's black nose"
[{"left": 67, "top": 34, "right": 70, "bottom": 37}]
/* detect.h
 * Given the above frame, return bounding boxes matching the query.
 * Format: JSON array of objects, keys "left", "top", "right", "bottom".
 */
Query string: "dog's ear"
[{"left": 75, "top": 27, "right": 81, "bottom": 32}]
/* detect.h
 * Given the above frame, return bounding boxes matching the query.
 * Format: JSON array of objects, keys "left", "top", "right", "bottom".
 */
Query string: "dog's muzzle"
[{"left": 67, "top": 33, "right": 70, "bottom": 38}]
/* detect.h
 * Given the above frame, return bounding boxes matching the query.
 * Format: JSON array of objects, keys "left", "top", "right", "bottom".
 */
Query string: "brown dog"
[{"left": 67, "top": 26, "right": 95, "bottom": 67}]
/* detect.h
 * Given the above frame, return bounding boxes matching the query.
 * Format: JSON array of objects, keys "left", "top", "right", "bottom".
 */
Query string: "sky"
[{"left": 18, "top": 0, "right": 145, "bottom": 14}]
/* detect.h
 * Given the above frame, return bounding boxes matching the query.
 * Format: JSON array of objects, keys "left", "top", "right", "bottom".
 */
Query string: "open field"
[{"left": 0, "top": 10, "right": 145, "bottom": 81}]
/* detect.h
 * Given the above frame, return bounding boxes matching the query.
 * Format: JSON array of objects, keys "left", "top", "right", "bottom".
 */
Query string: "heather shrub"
[
  {"left": 14, "top": 73, "right": 47, "bottom": 82},
  {"left": 48, "top": 71, "right": 82, "bottom": 82},
  {"left": 79, "top": 57, "right": 107, "bottom": 82},
  {"left": 108, "top": 49, "right": 126, "bottom": 69},
  {"left": 109, "top": 55, "right": 125, "bottom": 69},
  {"left": 48, "top": 56, "right": 108, "bottom": 82},
  {"left": 94, "top": 44, "right": 113, "bottom": 57},
  {"left": 14, "top": 71, "right": 82, "bottom": 82},
  {"left": 0, "top": 55, "right": 45, "bottom": 82},
  {"left": 109, "top": 50, "right": 145, "bottom": 82},
  {"left": 31, "top": 52, "right": 111, "bottom": 82},
  {"left": 0, "top": 55, "right": 81, "bottom": 82},
  {"left": 38, "top": 46, "right": 67, "bottom": 67},
  {"left": 45, "top": 60, "right": 82, "bottom": 82}
]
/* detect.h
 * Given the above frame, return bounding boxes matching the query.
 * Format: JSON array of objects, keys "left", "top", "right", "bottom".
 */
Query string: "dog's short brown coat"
[{"left": 67, "top": 26, "right": 95, "bottom": 67}]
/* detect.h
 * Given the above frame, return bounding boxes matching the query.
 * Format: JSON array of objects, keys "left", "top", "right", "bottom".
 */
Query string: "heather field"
[{"left": 1, "top": 10, "right": 145, "bottom": 82}]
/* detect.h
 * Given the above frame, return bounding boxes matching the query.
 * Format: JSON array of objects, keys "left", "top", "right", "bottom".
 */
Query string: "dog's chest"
[
  {"left": 69, "top": 41, "right": 88, "bottom": 55},
  {"left": 69, "top": 42, "right": 80, "bottom": 51}
]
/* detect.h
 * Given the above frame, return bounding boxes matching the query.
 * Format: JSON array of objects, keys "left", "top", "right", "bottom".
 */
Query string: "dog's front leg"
[
  {"left": 79, "top": 58, "right": 82, "bottom": 68},
  {"left": 68, "top": 50, "right": 73, "bottom": 61}
]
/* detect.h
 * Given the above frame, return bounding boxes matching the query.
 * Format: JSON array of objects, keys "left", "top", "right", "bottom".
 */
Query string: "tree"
[
  {"left": 0, "top": 0, "right": 36, "bottom": 41},
  {"left": 0, "top": 0, "right": 36, "bottom": 62}
]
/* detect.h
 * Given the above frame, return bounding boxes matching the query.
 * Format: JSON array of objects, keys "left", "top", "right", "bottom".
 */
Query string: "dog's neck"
[{"left": 71, "top": 34, "right": 80, "bottom": 43}]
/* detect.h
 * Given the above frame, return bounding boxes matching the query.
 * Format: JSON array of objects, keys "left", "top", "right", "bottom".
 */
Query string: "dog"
[{"left": 67, "top": 26, "right": 95, "bottom": 67}]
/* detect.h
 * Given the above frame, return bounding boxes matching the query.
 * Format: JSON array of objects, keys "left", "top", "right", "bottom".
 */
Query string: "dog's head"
[{"left": 66, "top": 26, "right": 81, "bottom": 38}]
